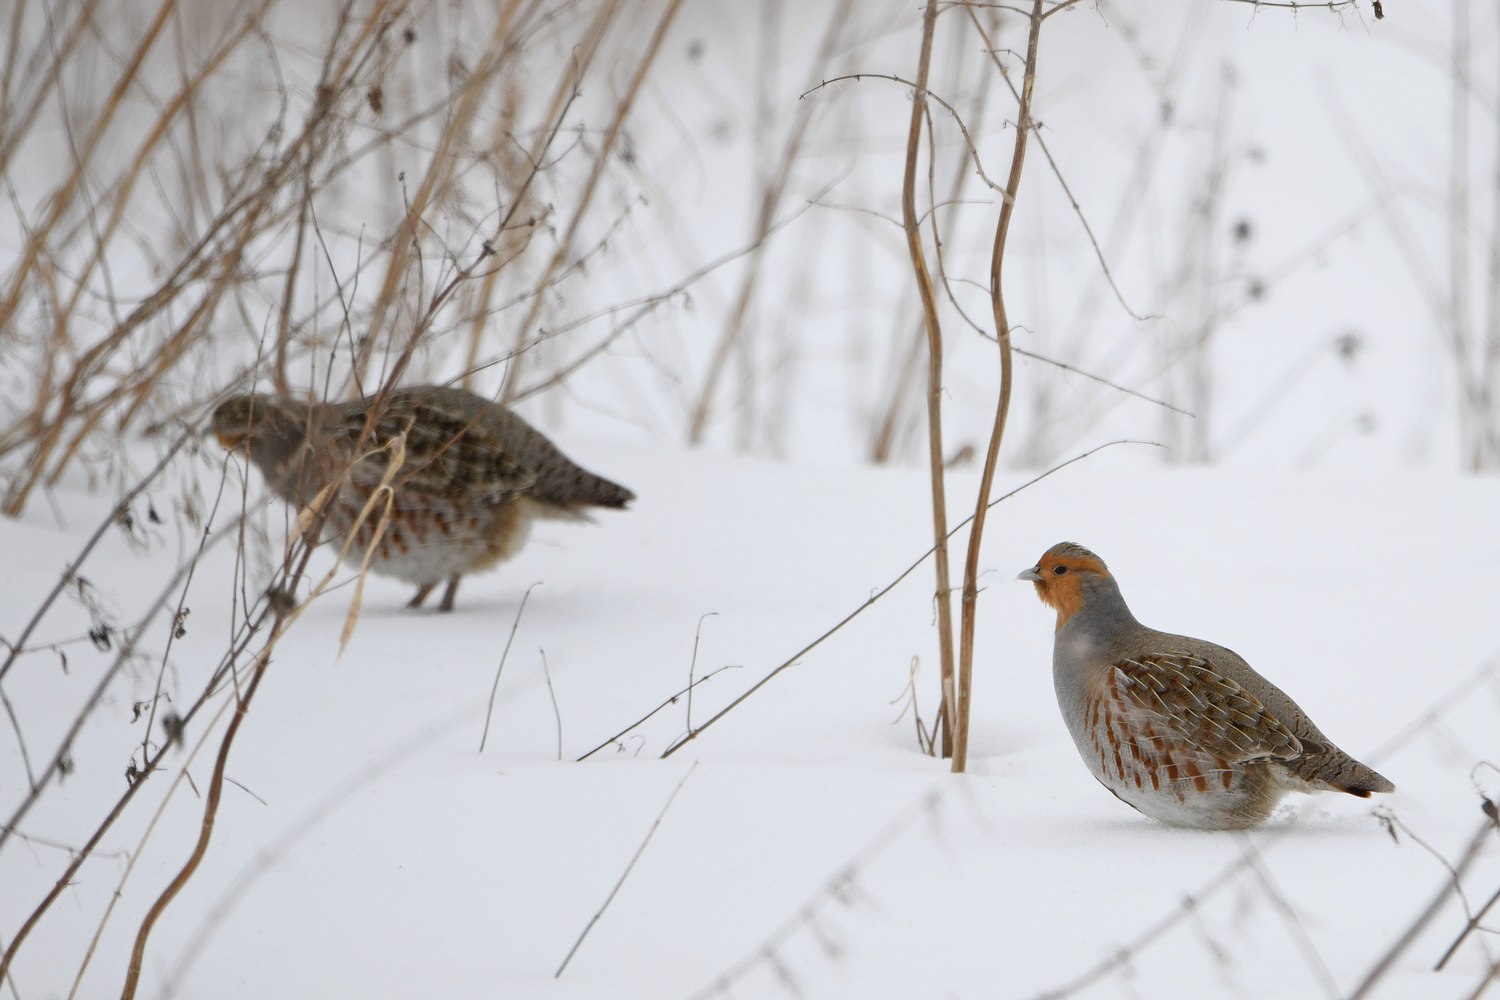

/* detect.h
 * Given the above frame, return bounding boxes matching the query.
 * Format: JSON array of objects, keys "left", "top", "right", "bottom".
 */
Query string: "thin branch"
[
  {"left": 485, "top": 180, "right": 840, "bottom": 403},
  {"left": 1366, "top": 652, "right": 1500, "bottom": 762},
  {"left": 0, "top": 680, "right": 35, "bottom": 791},
  {"left": 1219, "top": 0, "right": 1363, "bottom": 12},
  {"left": 1242, "top": 841, "right": 1341, "bottom": 999},
  {"left": 119, "top": 625, "right": 280, "bottom": 999},
  {"left": 0, "top": 451, "right": 321, "bottom": 980},
  {"left": 479, "top": 583, "right": 540, "bottom": 753},
  {"left": 680, "top": 784, "right": 946, "bottom": 1000},
  {"left": 1435, "top": 883, "right": 1500, "bottom": 970},
  {"left": 158, "top": 703, "right": 479, "bottom": 993},
  {"left": 1467, "top": 959, "right": 1500, "bottom": 1000},
  {"left": 953, "top": 0, "right": 1043, "bottom": 774},
  {"left": 966, "top": 6, "right": 1149, "bottom": 322},
  {"left": 0, "top": 432, "right": 193, "bottom": 688},
  {"left": 140, "top": 466, "right": 232, "bottom": 770},
  {"left": 0, "top": 826, "right": 128, "bottom": 860},
  {"left": 661, "top": 440, "right": 1158, "bottom": 758},
  {"left": 68, "top": 672, "right": 243, "bottom": 998},
  {"left": 554, "top": 761, "right": 698, "bottom": 977},
  {"left": 499, "top": 0, "right": 684, "bottom": 401},
  {"left": 686, "top": 0, "right": 853, "bottom": 444},
  {"left": 458, "top": 4, "right": 602, "bottom": 387},
  {"left": 578, "top": 665, "right": 741, "bottom": 762},
  {"left": 803, "top": 72, "right": 1008, "bottom": 195},
  {"left": 1348, "top": 812, "right": 1499, "bottom": 1000},
  {"left": 1015, "top": 345, "right": 1193, "bottom": 417},
  {"left": 685, "top": 613, "right": 718, "bottom": 735},
  {"left": 540, "top": 648, "right": 562, "bottom": 761},
  {"left": 901, "top": 0, "right": 959, "bottom": 760}
]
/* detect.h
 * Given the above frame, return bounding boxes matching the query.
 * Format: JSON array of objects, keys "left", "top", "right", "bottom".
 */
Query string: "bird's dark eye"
[{"left": 1053, "top": 565, "right": 1068, "bottom": 575}]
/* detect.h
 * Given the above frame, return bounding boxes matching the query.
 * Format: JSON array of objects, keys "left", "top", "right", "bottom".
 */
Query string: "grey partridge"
[
  {"left": 1019, "top": 542, "right": 1393, "bottom": 829},
  {"left": 212, "top": 385, "right": 634, "bottom": 611}
]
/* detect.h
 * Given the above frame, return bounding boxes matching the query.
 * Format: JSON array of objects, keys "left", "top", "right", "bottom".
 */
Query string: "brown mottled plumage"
[
  {"left": 212, "top": 385, "right": 634, "bottom": 611},
  {"left": 1019, "top": 542, "right": 1393, "bottom": 829}
]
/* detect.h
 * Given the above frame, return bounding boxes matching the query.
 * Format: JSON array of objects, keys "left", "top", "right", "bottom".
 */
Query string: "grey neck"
[{"left": 1068, "top": 572, "right": 1141, "bottom": 639}]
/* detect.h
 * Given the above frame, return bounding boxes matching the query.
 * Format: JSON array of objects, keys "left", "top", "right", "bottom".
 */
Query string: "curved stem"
[
  {"left": 901, "top": 0, "right": 958, "bottom": 757},
  {"left": 119, "top": 640, "right": 275, "bottom": 999},
  {"left": 953, "top": 0, "right": 1045, "bottom": 773}
]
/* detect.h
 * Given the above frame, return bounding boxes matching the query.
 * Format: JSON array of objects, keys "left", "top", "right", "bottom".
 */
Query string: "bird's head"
[
  {"left": 211, "top": 394, "right": 267, "bottom": 450},
  {"left": 1018, "top": 541, "right": 1112, "bottom": 631},
  {"left": 210, "top": 393, "right": 310, "bottom": 476}
]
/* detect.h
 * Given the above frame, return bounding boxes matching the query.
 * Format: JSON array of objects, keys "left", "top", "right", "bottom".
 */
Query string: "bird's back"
[
  {"left": 329, "top": 386, "right": 635, "bottom": 512},
  {"left": 1130, "top": 624, "right": 1393, "bottom": 796}
]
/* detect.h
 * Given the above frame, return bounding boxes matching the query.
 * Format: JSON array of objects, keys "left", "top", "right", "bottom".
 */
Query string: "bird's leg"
[
  {"left": 438, "top": 574, "right": 462, "bottom": 613},
  {"left": 407, "top": 583, "right": 436, "bottom": 609}
]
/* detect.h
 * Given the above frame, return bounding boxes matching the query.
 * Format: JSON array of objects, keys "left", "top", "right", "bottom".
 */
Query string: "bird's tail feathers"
[{"left": 1291, "top": 750, "right": 1395, "bottom": 798}]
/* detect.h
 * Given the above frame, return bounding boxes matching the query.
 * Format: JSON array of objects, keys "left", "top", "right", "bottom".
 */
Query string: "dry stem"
[
  {"left": 118, "top": 619, "right": 282, "bottom": 1000},
  {"left": 659, "top": 440, "right": 1154, "bottom": 758},
  {"left": 497, "top": 0, "right": 683, "bottom": 402},
  {"left": 952, "top": 0, "right": 1047, "bottom": 772},
  {"left": 901, "top": 0, "right": 958, "bottom": 759}
]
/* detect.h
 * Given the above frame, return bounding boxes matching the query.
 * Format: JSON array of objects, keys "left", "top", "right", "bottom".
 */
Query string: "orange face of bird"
[
  {"left": 210, "top": 396, "right": 260, "bottom": 451},
  {"left": 1017, "top": 541, "right": 1110, "bottom": 630}
]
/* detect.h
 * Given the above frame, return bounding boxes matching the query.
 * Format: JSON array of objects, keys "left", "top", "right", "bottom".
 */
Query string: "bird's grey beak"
[{"left": 1017, "top": 566, "right": 1043, "bottom": 583}]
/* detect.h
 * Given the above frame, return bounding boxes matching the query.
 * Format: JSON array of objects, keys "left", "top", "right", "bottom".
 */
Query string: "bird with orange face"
[{"left": 1019, "top": 542, "right": 1393, "bottom": 829}]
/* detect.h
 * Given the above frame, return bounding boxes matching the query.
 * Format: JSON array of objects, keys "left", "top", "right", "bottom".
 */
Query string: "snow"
[
  {"left": 3, "top": 443, "right": 1498, "bottom": 999},
  {"left": 2, "top": 1, "right": 1499, "bottom": 996}
]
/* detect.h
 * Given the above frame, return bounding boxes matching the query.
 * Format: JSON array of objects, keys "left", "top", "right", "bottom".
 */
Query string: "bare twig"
[
  {"left": 1375, "top": 805, "right": 1485, "bottom": 934},
  {"left": 900, "top": 0, "right": 959, "bottom": 760},
  {"left": 1242, "top": 840, "right": 1341, "bottom": 999},
  {"left": 140, "top": 466, "right": 234, "bottom": 766},
  {"left": 874, "top": 35, "right": 987, "bottom": 466},
  {"left": 965, "top": 4, "right": 1146, "bottom": 323},
  {"left": 686, "top": 0, "right": 852, "bottom": 444},
  {"left": 540, "top": 648, "right": 562, "bottom": 761},
  {"left": 0, "top": 442, "right": 338, "bottom": 980},
  {"left": 498, "top": 0, "right": 684, "bottom": 401},
  {"left": 890, "top": 656, "right": 938, "bottom": 756},
  {"left": 68, "top": 674, "right": 242, "bottom": 998},
  {"left": 1348, "top": 812, "right": 1499, "bottom": 1000},
  {"left": 0, "top": 678, "right": 35, "bottom": 791},
  {"left": 1366, "top": 652, "right": 1500, "bottom": 762},
  {"left": 1219, "top": 0, "right": 1364, "bottom": 13},
  {"left": 479, "top": 583, "right": 540, "bottom": 753},
  {"left": 1032, "top": 858, "right": 1260, "bottom": 999},
  {"left": 685, "top": 613, "right": 718, "bottom": 735},
  {"left": 554, "top": 761, "right": 698, "bottom": 977},
  {"left": 1015, "top": 346, "right": 1192, "bottom": 417},
  {"left": 661, "top": 440, "right": 1158, "bottom": 758},
  {"left": 578, "top": 665, "right": 741, "bottom": 762},
  {"left": 157, "top": 703, "right": 478, "bottom": 994},
  {"left": 119, "top": 630, "right": 279, "bottom": 999},
  {"left": 0, "top": 432, "right": 193, "bottom": 689},
  {"left": 953, "top": 0, "right": 1044, "bottom": 773},
  {"left": 680, "top": 784, "right": 946, "bottom": 1000},
  {"left": 1436, "top": 885, "right": 1500, "bottom": 972},
  {"left": 1468, "top": 959, "right": 1500, "bottom": 1000},
  {"left": 804, "top": 72, "right": 1008, "bottom": 194},
  {"left": 111, "top": 388, "right": 455, "bottom": 991},
  {"left": 458, "top": 9, "right": 597, "bottom": 387}
]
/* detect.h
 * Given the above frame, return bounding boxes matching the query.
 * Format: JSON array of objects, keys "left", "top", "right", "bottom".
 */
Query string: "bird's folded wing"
[
  {"left": 1113, "top": 653, "right": 1305, "bottom": 763},
  {"left": 333, "top": 404, "right": 537, "bottom": 503}
]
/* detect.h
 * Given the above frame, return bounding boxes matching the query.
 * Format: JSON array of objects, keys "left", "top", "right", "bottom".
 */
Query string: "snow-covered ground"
[
  {"left": 1, "top": 0, "right": 1497, "bottom": 996},
  {"left": 3, "top": 439, "right": 1498, "bottom": 999}
]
